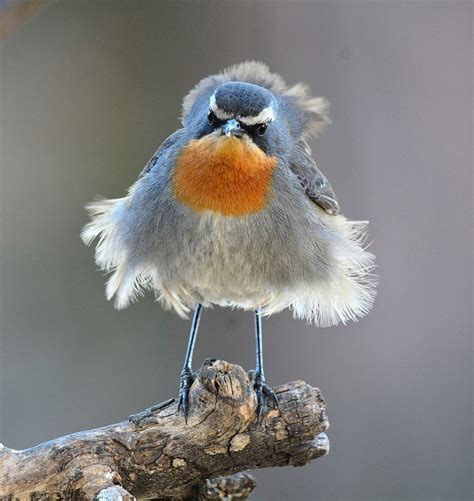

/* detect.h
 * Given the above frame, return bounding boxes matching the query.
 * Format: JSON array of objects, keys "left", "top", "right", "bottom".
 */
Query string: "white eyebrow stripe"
[
  {"left": 209, "top": 94, "right": 233, "bottom": 120},
  {"left": 238, "top": 106, "right": 275, "bottom": 125},
  {"left": 209, "top": 94, "right": 276, "bottom": 125}
]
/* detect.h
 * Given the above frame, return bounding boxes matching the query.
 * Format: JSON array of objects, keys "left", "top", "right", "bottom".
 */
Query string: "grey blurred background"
[{"left": 0, "top": 1, "right": 472, "bottom": 499}]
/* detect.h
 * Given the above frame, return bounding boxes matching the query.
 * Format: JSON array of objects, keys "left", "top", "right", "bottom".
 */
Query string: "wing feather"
[
  {"left": 289, "top": 140, "right": 340, "bottom": 215},
  {"left": 138, "top": 128, "right": 185, "bottom": 179}
]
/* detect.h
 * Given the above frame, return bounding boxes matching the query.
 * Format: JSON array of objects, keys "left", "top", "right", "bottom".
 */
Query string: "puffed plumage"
[{"left": 82, "top": 61, "right": 376, "bottom": 327}]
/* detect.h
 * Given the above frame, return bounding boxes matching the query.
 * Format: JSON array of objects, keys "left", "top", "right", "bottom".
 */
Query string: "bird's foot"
[
  {"left": 177, "top": 367, "right": 194, "bottom": 423},
  {"left": 249, "top": 370, "right": 279, "bottom": 420}
]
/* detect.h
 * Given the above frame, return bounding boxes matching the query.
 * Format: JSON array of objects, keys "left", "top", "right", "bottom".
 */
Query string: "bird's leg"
[
  {"left": 252, "top": 308, "right": 279, "bottom": 419},
  {"left": 178, "top": 303, "right": 202, "bottom": 422}
]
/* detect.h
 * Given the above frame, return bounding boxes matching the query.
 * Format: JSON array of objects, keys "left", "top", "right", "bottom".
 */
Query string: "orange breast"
[{"left": 172, "top": 134, "right": 277, "bottom": 216}]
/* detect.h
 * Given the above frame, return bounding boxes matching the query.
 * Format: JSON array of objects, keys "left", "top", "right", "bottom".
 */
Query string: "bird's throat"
[{"left": 173, "top": 134, "right": 277, "bottom": 216}]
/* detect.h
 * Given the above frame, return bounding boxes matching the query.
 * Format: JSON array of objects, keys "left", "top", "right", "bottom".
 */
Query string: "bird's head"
[
  {"left": 207, "top": 81, "right": 276, "bottom": 140},
  {"left": 187, "top": 80, "right": 291, "bottom": 158},
  {"left": 182, "top": 62, "right": 331, "bottom": 159}
]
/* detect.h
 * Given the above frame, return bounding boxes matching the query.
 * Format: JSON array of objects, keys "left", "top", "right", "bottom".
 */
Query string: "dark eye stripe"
[
  {"left": 241, "top": 121, "right": 269, "bottom": 136},
  {"left": 256, "top": 123, "right": 268, "bottom": 135},
  {"left": 207, "top": 110, "right": 224, "bottom": 127}
]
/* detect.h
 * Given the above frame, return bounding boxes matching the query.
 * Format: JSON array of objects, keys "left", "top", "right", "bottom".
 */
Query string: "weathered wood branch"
[{"left": 0, "top": 360, "right": 329, "bottom": 500}]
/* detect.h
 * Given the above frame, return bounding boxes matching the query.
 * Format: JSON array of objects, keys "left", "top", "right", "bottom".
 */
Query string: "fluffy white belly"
[
  {"left": 154, "top": 210, "right": 374, "bottom": 326},
  {"left": 83, "top": 187, "right": 376, "bottom": 326}
]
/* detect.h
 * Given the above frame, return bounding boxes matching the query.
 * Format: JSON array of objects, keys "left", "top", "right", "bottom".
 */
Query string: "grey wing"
[
  {"left": 289, "top": 140, "right": 341, "bottom": 215},
  {"left": 138, "top": 128, "right": 185, "bottom": 179}
]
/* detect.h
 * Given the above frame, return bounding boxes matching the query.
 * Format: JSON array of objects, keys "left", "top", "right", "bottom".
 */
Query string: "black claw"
[
  {"left": 178, "top": 368, "right": 194, "bottom": 422},
  {"left": 253, "top": 372, "right": 279, "bottom": 420},
  {"left": 263, "top": 384, "right": 280, "bottom": 409}
]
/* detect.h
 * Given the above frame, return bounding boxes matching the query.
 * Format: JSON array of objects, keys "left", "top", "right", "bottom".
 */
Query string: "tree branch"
[{"left": 0, "top": 359, "right": 329, "bottom": 500}]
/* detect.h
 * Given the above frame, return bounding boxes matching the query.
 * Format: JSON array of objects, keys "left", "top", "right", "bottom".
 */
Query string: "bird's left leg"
[
  {"left": 252, "top": 308, "right": 279, "bottom": 419},
  {"left": 178, "top": 303, "right": 202, "bottom": 421}
]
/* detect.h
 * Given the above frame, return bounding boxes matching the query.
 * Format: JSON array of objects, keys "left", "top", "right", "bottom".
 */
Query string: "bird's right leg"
[
  {"left": 178, "top": 303, "right": 202, "bottom": 421},
  {"left": 252, "top": 308, "right": 279, "bottom": 419}
]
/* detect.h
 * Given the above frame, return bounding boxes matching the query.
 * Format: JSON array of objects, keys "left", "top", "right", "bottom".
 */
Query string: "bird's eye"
[
  {"left": 208, "top": 110, "right": 218, "bottom": 126},
  {"left": 256, "top": 123, "right": 268, "bottom": 136}
]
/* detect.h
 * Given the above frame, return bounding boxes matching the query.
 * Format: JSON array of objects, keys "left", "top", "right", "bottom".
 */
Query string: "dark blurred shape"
[{"left": 0, "top": 0, "right": 48, "bottom": 39}]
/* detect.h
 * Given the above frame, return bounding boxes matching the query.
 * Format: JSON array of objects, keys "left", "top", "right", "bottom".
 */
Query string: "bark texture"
[{"left": 0, "top": 359, "right": 329, "bottom": 500}]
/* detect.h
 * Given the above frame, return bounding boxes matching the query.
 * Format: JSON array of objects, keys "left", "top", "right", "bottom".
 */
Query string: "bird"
[{"left": 81, "top": 61, "right": 376, "bottom": 420}]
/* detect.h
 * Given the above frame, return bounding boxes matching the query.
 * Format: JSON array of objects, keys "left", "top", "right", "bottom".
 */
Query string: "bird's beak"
[{"left": 222, "top": 118, "right": 243, "bottom": 138}]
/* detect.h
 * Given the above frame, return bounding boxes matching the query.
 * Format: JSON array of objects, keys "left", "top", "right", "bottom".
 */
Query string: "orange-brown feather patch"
[{"left": 172, "top": 134, "right": 277, "bottom": 216}]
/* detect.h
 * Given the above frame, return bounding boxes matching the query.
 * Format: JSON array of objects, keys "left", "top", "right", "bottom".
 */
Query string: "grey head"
[
  {"left": 201, "top": 81, "right": 289, "bottom": 156},
  {"left": 182, "top": 62, "right": 331, "bottom": 157},
  {"left": 206, "top": 81, "right": 278, "bottom": 152},
  {"left": 211, "top": 81, "right": 276, "bottom": 127}
]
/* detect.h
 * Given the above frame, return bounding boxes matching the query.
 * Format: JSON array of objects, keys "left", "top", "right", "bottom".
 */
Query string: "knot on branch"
[{"left": 0, "top": 360, "right": 329, "bottom": 500}]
